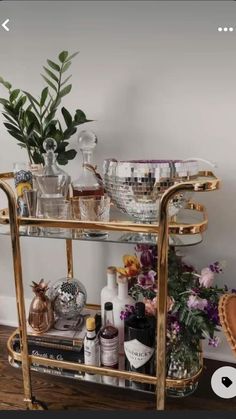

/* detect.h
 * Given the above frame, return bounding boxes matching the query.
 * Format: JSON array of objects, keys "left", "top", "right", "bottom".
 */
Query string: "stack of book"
[{"left": 9, "top": 310, "right": 101, "bottom": 380}]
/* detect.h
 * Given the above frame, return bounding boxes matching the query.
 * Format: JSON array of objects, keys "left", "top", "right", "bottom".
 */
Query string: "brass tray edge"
[{"left": 7, "top": 329, "right": 203, "bottom": 389}]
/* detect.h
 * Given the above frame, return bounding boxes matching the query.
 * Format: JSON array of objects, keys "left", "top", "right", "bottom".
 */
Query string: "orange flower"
[
  {"left": 117, "top": 255, "right": 141, "bottom": 278},
  {"left": 116, "top": 267, "right": 130, "bottom": 277},
  {"left": 123, "top": 255, "right": 140, "bottom": 269}
]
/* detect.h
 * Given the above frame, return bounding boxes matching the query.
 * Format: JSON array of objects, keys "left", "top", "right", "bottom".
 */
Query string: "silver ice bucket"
[{"left": 103, "top": 159, "right": 199, "bottom": 223}]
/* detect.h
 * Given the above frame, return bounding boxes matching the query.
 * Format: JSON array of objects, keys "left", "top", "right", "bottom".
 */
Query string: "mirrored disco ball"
[
  {"left": 48, "top": 278, "right": 87, "bottom": 320},
  {"left": 103, "top": 159, "right": 199, "bottom": 223}
]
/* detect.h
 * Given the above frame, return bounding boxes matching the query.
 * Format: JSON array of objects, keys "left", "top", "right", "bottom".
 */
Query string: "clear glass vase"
[{"left": 166, "top": 339, "right": 201, "bottom": 398}]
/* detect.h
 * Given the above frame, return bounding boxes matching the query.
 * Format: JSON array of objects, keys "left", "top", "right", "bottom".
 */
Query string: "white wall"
[{"left": 0, "top": 1, "right": 235, "bottom": 362}]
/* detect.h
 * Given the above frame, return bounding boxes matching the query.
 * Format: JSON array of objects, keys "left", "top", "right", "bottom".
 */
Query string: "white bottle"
[
  {"left": 112, "top": 275, "right": 135, "bottom": 354},
  {"left": 84, "top": 317, "right": 100, "bottom": 382},
  {"left": 101, "top": 266, "right": 118, "bottom": 325}
]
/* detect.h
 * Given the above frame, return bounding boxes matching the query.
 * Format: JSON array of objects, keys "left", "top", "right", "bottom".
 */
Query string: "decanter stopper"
[
  {"left": 43, "top": 138, "right": 58, "bottom": 175},
  {"left": 78, "top": 130, "right": 97, "bottom": 152}
]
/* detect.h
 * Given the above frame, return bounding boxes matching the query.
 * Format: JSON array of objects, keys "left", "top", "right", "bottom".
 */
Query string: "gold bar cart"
[{"left": 0, "top": 171, "right": 220, "bottom": 410}]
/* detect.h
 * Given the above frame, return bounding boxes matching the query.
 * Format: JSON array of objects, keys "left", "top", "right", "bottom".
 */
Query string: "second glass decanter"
[
  {"left": 35, "top": 138, "right": 71, "bottom": 198},
  {"left": 72, "top": 130, "right": 104, "bottom": 197}
]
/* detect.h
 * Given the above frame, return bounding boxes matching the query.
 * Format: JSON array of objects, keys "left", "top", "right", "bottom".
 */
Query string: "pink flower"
[
  {"left": 167, "top": 296, "right": 175, "bottom": 312},
  {"left": 187, "top": 295, "right": 208, "bottom": 310},
  {"left": 137, "top": 270, "right": 156, "bottom": 289},
  {"left": 144, "top": 297, "right": 157, "bottom": 317},
  {"left": 199, "top": 267, "right": 214, "bottom": 288},
  {"left": 208, "top": 336, "right": 220, "bottom": 348}
]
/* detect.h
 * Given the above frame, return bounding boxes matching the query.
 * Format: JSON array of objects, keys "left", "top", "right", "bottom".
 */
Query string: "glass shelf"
[
  {"left": 0, "top": 204, "right": 206, "bottom": 246},
  {"left": 7, "top": 329, "right": 202, "bottom": 394}
]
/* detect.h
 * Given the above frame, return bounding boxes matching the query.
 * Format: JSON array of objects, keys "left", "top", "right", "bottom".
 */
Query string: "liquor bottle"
[
  {"left": 112, "top": 276, "right": 135, "bottom": 354},
  {"left": 124, "top": 302, "right": 156, "bottom": 391},
  {"left": 99, "top": 302, "right": 119, "bottom": 386},
  {"left": 72, "top": 130, "right": 104, "bottom": 197},
  {"left": 101, "top": 267, "right": 118, "bottom": 325},
  {"left": 84, "top": 317, "right": 100, "bottom": 382}
]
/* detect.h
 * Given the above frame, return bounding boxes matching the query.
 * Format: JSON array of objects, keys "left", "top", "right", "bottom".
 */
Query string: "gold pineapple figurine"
[{"left": 28, "top": 279, "right": 54, "bottom": 334}]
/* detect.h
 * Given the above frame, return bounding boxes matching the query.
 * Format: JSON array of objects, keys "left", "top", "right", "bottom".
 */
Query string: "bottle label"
[
  {"left": 124, "top": 339, "right": 154, "bottom": 369},
  {"left": 84, "top": 337, "right": 100, "bottom": 366},
  {"left": 100, "top": 336, "right": 119, "bottom": 367}
]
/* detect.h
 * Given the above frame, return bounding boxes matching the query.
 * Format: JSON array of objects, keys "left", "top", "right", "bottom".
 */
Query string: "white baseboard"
[
  {"left": 0, "top": 295, "right": 31, "bottom": 328},
  {"left": 0, "top": 295, "right": 235, "bottom": 364}
]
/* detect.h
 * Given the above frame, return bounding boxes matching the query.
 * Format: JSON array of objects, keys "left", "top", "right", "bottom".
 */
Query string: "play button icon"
[{"left": 211, "top": 366, "right": 236, "bottom": 399}]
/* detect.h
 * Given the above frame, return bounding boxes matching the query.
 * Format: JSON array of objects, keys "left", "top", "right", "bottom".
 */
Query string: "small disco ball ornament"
[{"left": 48, "top": 277, "right": 87, "bottom": 320}]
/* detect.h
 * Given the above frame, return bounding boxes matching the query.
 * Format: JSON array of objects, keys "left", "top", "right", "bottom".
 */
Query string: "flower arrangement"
[{"left": 117, "top": 245, "right": 229, "bottom": 352}]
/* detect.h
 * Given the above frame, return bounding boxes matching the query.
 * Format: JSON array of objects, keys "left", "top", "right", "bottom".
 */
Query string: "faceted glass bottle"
[
  {"left": 34, "top": 138, "right": 70, "bottom": 198},
  {"left": 72, "top": 130, "right": 104, "bottom": 197},
  {"left": 124, "top": 302, "right": 156, "bottom": 391},
  {"left": 99, "top": 302, "right": 119, "bottom": 386}
]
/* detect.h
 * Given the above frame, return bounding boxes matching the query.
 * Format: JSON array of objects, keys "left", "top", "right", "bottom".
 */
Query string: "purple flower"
[
  {"left": 191, "top": 287, "right": 201, "bottom": 295},
  {"left": 120, "top": 304, "right": 135, "bottom": 320},
  {"left": 187, "top": 294, "right": 208, "bottom": 310},
  {"left": 135, "top": 245, "right": 154, "bottom": 268},
  {"left": 208, "top": 336, "right": 220, "bottom": 348},
  {"left": 135, "top": 244, "right": 150, "bottom": 253},
  {"left": 231, "top": 289, "right": 236, "bottom": 294},
  {"left": 209, "top": 261, "right": 223, "bottom": 274},
  {"left": 171, "top": 321, "right": 180, "bottom": 333},
  {"left": 205, "top": 302, "right": 220, "bottom": 325},
  {"left": 140, "top": 249, "right": 153, "bottom": 268},
  {"left": 137, "top": 270, "right": 156, "bottom": 289}
]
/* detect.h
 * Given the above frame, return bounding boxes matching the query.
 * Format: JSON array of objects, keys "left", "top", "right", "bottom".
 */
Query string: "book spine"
[
  {"left": 13, "top": 337, "right": 83, "bottom": 353},
  {"left": 12, "top": 341, "right": 84, "bottom": 364},
  {"left": 14, "top": 334, "right": 83, "bottom": 349},
  {"left": 10, "top": 358, "right": 83, "bottom": 380}
]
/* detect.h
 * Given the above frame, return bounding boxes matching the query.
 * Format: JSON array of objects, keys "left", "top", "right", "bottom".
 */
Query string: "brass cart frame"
[{"left": 0, "top": 171, "right": 220, "bottom": 410}]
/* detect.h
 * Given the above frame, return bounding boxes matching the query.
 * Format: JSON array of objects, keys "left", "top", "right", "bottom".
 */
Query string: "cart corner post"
[
  {"left": 157, "top": 182, "right": 195, "bottom": 410},
  {"left": 0, "top": 177, "right": 35, "bottom": 410}
]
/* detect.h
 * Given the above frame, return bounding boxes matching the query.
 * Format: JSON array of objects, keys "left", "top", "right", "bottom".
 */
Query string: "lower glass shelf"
[{"left": 7, "top": 328, "right": 203, "bottom": 397}]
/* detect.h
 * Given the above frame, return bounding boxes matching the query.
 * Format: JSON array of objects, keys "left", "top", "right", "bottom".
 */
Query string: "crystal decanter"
[
  {"left": 35, "top": 138, "right": 71, "bottom": 198},
  {"left": 72, "top": 130, "right": 104, "bottom": 197}
]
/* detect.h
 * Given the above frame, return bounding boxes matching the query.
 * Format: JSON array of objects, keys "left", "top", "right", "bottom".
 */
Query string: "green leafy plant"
[{"left": 0, "top": 50, "right": 92, "bottom": 165}]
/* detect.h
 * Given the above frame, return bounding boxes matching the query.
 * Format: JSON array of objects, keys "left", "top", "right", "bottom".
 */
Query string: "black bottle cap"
[
  {"left": 104, "top": 302, "right": 113, "bottom": 311},
  {"left": 135, "top": 302, "right": 145, "bottom": 317}
]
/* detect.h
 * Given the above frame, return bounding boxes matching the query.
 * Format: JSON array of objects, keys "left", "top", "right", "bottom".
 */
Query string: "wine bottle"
[
  {"left": 99, "top": 302, "right": 119, "bottom": 386},
  {"left": 101, "top": 267, "right": 118, "bottom": 325},
  {"left": 124, "top": 302, "right": 156, "bottom": 391}
]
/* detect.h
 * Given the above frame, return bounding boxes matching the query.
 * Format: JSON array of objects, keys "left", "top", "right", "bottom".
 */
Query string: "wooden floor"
[{"left": 0, "top": 325, "right": 235, "bottom": 410}]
